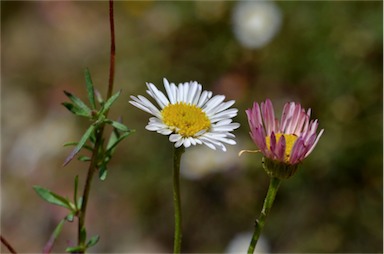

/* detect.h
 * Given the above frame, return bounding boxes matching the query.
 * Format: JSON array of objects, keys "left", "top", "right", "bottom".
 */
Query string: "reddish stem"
[{"left": 1, "top": 235, "right": 17, "bottom": 254}]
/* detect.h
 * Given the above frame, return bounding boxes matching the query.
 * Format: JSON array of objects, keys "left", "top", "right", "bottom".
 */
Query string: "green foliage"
[
  {"left": 84, "top": 68, "right": 96, "bottom": 110},
  {"left": 35, "top": 68, "right": 134, "bottom": 252},
  {"left": 33, "top": 186, "right": 76, "bottom": 212},
  {"left": 86, "top": 235, "right": 100, "bottom": 248},
  {"left": 62, "top": 91, "right": 91, "bottom": 118},
  {"left": 62, "top": 69, "right": 134, "bottom": 179},
  {"left": 64, "top": 228, "right": 99, "bottom": 253}
]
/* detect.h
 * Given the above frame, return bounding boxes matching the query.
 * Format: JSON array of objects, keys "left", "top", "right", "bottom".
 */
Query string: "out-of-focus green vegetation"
[{"left": 2, "top": 1, "right": 382, "bottom": 253}]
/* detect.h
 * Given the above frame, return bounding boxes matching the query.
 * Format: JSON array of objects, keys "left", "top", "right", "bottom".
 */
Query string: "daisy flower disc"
[{"left": 130, "top": 78, "right": 240, "bottom": 151}]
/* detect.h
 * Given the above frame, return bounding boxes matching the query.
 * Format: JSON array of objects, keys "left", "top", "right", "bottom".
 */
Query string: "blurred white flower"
[
  {"left": 232, "top": 0, "right": 282, "bottom": 49},
  {"left": 225, "top": 232, "right": 270, "bottom": 253}
]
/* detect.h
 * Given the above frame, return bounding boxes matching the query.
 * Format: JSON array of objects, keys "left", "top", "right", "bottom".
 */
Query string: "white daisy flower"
[{"left": 129, "top": 78, "right": 240, "bottom": 151}]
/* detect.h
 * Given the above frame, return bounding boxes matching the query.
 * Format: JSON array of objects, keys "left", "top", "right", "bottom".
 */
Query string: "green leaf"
[
  {"left": 74, "top": 175, "right": 79, "bottom": 211},
  {"left": 106, "top": 131, "right": 132, "bottom": 153},
  {"left": 42, "top": 217, "right": 66, "bottom": 254},
  {"left": 84, "top": 68, "right": 96, "bottom": 109},
  {"left": 63, "top": 91, "right": 91, "bottom": 116},
  {"left": 107, "top": 120, "right": 131, "bottom": 132},
  {"left": 78, "top": 155, "right": 91, "bottom": 162},
  {"left": 34, "top": 186, "right": 74, "bottom": 211},
  {"left": 86, "top": 235, "right": 100, "bottom": 248},
  {"left": 63, "top": 125, "right": 95, "bottom": 166},
  {"left": 64, "top": 142, "right": 94, "bottom": 152},
  {"left": 62, "top": 102, "right": 90, "bottom": 117},
  {"left": 98, "top": 164, "right": 108, "bottom": 181},
  {"left": 77, "top": 197, "right": 83, "bottom": 210},
  {"left": 65, "top": 246, "right": 85, "bottom": 253},
  {"left": 100, "top": 90, "right": 121, "bottom": 115},
  {"left": 66, "top": 213, "right": 74, "bottom": 222}
]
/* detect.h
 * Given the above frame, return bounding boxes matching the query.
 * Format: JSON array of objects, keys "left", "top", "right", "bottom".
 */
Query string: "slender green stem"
[
  {"left": 173, "top": 146, "right": 185, "bottom": 254},
  {"left": 248, "top": 177, "right": 282, "bottom": 254},
  {"left": 77, "top": 129, "right": 103, "bottom": 250},
  {"left": 77, "top": 0, "right": 115, "bottom": 251}
]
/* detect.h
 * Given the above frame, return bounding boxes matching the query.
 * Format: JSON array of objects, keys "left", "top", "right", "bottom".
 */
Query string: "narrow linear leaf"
[
  {"left": 108, "top": 120, "right": 131, "bottom": 132},
  {"left": 98, "top": 164, "right": 108, "bottom": 181},
  {"left": 84, "top": 68, "right": 96, "bottom": 109},
  {"left": 86, "top": 235, "right": 100, "bottom": 248},
  {"left": 100, "top": 90, "right": 121, "bottom": 115},
  {"left": 106, "top": 132, "right": 132, "bottom": 152},
  {"left": 66, "top": 213, "right": 74, "bottom": 222},
  {"left": 62, "top": 102, "right": 90, "bottom": 117},
  {"left": 78, "top": 155, "right": 91, "bottom": 162},
  {"left": 74, "top": 175, "right": 79, "bottom": 211},
  {"left": 33, "top": 186, "right": 74, "bottom": 210},
  {"left": 63, "top": 90, "right": 91, "bottom": 116},
  {"left": 64, "top": 142, "right": 94, "bottom": 152},
  {"left": 65, "top": 246, "right": 85, "bottom": 253},
  {"left": 63, "top": 125, "right": 95, "bottom": 166},
  {"left": 43, "top": 218, "right": 66, "bottom": 254}
]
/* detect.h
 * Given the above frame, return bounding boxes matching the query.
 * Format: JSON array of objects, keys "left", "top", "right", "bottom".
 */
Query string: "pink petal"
[{"left": 275, "top": 134, "right": 286, "bottom": 161}]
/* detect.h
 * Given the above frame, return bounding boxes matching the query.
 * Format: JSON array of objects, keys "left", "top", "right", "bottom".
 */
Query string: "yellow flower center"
[
  {"left": 161, "top": 102, "right": 211, "bottom": 137},
  {"left": 266, "top": 133, "right": 298, "bottom": 162}
]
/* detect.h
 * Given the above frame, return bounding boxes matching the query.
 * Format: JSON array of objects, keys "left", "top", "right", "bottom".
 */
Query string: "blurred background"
[{"left": 1, "top": 1, "right": 382, "bottom": 253}]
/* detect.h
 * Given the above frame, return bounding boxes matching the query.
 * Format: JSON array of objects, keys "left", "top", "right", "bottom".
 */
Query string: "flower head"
[
  {"left": 232, "top": 1, "right": 282, "bottom": 49},
  {"left": 130, "top": 78, "right": 240, "bottom": 151},
  {"left": 246, "top": 99, "right": 324, "bottom": 178}
]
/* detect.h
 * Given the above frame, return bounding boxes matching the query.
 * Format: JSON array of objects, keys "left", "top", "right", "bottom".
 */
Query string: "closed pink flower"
[{"left": 246, "top": 99, "right": 324, "bottom": 178}]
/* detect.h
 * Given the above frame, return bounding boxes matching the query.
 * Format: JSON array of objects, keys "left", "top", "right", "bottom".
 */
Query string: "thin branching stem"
[{"left": 77, "top": 0, "right": 115, "bottom": 251}]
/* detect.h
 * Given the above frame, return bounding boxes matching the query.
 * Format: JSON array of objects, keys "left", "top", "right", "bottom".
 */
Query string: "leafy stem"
[{"left": 77, "top": 0, "right": 116, "bottom": 252}]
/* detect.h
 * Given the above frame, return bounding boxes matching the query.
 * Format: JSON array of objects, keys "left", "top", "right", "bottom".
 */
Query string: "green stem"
[
  {"left": 173, "top": 146, "right": 185, "bottom": 254},
  {"left": 77, "top": 0, "right": 115, "bottom": 251},
  {"left": 77, "top": 129, "right": 103, "bottom": 251},
  {"left": 247, "top": 177, "right": 282, "bottom": 254}
]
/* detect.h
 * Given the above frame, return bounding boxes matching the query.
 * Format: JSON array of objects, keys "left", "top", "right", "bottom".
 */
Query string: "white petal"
[
  {"left": 158, "top": 129, "right": 173, "bottom": 135},
  {"left": 209, "top": 108, "right": 238, "bottom": 123},
  {"left": 200, "top": 140, "right": 217, "bottom": 150},
  {"left": 169, "top": 134, "right": 182, "bottom": 142},
  {"left": 189, "top": 137, "right": 197, "bottom": 146},
  {"left": 183, "top": 138, "right": 191, "bottom": 148},
  {"left": 197, "top": 91, "right": 209, "bottom": 107},
  {"left": 130, "top": 95, "right": 162, "bottom": 118},
  {"left": 146, "top": 82, "right": 170, "bottom": 108},
  {"left": 192, "top": 84, "right": 202, "bottom": 105},
  {"left": 203, "top": 95, "right": 226, "bottom": 114},
  {"left": 177, "top": 83, "right": 184, "bottom": 102},
  {"left": 211, "top": 123, "right": 240, "bottom": 132},
  {"left": 214, "top": 119, "right": 233, "bottom": 126},
  {"left": 175, "top": 138, "right": 184, "bottom": 148},
  {"left": 163, "top": 78, "right": 176, "bottom": 104},
  {"left": 207, "top": 100, "right": 236, "bottom": 116},
  {"left": 187, "top": 82, "right": 198, "bottom": 104}
]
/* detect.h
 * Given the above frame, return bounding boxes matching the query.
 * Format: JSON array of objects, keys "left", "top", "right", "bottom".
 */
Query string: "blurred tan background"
[{"left": 1, "top": 1, "right": 382, "bottom": 253}]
